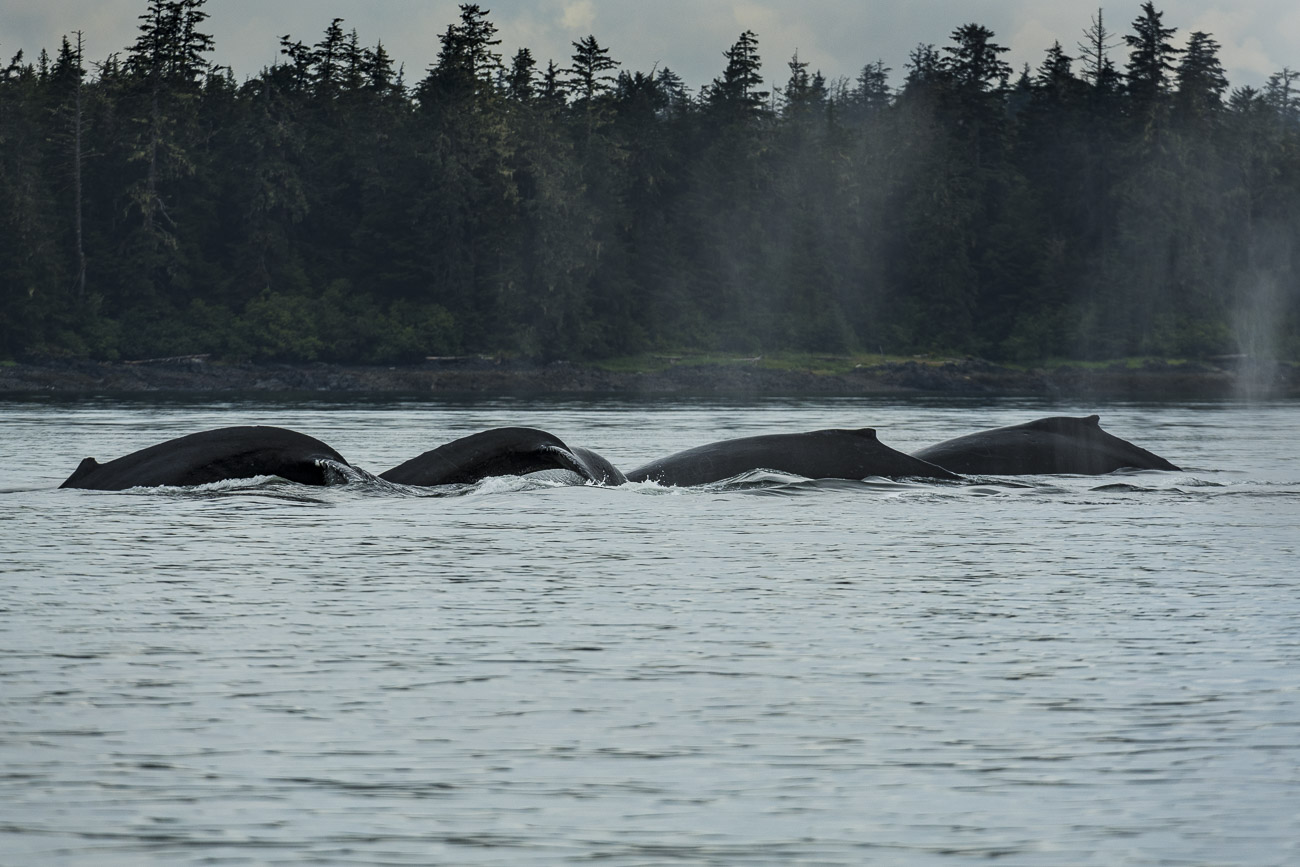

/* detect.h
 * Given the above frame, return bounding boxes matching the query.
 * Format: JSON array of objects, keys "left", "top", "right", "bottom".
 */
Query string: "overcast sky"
[{"left": 4, "top": 1, "right": 1297, "bottom": 93}]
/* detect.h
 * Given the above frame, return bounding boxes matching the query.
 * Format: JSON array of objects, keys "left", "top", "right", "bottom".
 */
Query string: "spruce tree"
[
  {"left": 506, "top": 48, "right": 536, "bottom": 102},
  {"left": 1175, "top": 32, "right": 1228, "bottom": 121},
  {"left": 566, "top": 35, "right": 619, "bottom": 105},
  {"left": 1124, "top": 2, "right": 1180, "bottom": 109},
  {"left": 707, "top": 31, "right": 767, "bottom": 120}
]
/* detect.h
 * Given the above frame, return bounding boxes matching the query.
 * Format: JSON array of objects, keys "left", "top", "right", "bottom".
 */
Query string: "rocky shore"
[{"left": 1, "top": 355, "right": 1295, "bottom": 400}]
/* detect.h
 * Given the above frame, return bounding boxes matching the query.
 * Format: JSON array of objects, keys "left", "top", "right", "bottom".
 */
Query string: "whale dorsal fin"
[{"left": 61, "top": 457, "right": 101, "bottom": 487}]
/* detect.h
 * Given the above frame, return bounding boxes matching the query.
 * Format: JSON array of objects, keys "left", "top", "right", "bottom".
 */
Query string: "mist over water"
[
  {"left": 2, "top": 396, "right": 1298, "bottom": 865},
  {"left": 1233, "top": 265, "right": 1288, "bottom": 401}
]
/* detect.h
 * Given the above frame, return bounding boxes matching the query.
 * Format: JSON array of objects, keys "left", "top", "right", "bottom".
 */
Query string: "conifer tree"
[
  {"left": 540, "top": 60, "right": 565, "bottom": 106},
  {"left": 1124, "top": 2, "right": 1180, "bottom": 109},
  {"left": 707, "top": 31, "right": 767, "bottom": 119},
  {"left": 1265, "top": 68, "right": 1299, "bottom": 127},
  {"left": 119, "top": 0, "right": 214, "bottom": 314},
  {"left": 312, "top": 18, "right": 346, "bottom": 97},
  {"left": 1078, "top": 7, "right": 1121, "bottom": 94},
  {"left": 782, "top": 52, "right": 827, "bottom": 121},
  {"left": 362, "top": 41, "right": 400, "bottom": 98},
  {"left": 49, "top": 33, "right": 89, "bottom": 300},
  {"left": 900, "top": 43, "right": 943, "bottom": 101},
  {"left": 940, "top": 24, "right": 1011, "bottom": 170},
  {"left": 506, "top": 48, "right": 536, "bottom": 102},
  {"left": 566, "top": 35, "right": 619, "bottom": 105},
  {"left": 845, "top": 60, "right": 891, "bottom": 123},
  {"left": 943, "top": 23, "right": 1011, "bottom": 95},
  {"left": 416, "top": 3, "right": 502, "bottom": 105},
  {"left": 1175, "top": 31, "right": 1228, "bottom": 121}
]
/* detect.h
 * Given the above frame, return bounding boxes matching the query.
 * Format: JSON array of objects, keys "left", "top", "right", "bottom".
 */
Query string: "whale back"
[
  {"left": 913, "top": 415, "right": 1180, "bottom": 475},
  {"left": 626, "top": 428, "right": 959, "bottom": 486},
  {"left": 380, "top": 427, "right": 623, "bottom": 486},
  {"left": 59, "top": 426, "right": 350, "bottom": 490}
]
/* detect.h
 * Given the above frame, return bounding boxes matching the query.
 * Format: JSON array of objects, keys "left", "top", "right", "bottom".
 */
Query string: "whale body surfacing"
[
  {"left": 60, "top": 426, "right": 352, "bottom": 490},
  {"left": 912, "top": 415, "right": 1180, "bottom": 475},
  {"left": 380, "top": 427, "right": 626, "bottom": 486},
  {"left": 626, "top": 428, "right": 960, "bottom": 486}
]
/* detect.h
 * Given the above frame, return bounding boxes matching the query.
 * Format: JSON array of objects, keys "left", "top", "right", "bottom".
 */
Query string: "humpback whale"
[
  {"left": 60, "top": 426, "right": 352, "bottom": 490},
  {"left": 625, "top": 428, "right": 960, "bottom": 486},
  {"left": 380, "top": 427, "right": 626, "bottom": 486},
  {"left": 911, "top": 415, "right": 1180, "bottom": 475}
]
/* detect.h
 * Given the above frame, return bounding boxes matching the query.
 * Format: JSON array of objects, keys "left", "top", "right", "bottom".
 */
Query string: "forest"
[{"left": 1, "top": 1, "right": 1298, "bottom": 364}]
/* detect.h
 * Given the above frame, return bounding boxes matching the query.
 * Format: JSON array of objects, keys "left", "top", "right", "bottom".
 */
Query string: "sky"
[{"left": 3, "top": 1, "right": 1297, "bottom": 94}]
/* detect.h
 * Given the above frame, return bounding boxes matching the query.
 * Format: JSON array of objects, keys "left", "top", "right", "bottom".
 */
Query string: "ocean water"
[{"left": 1, "top": 396, "right": 1297, "bottom": 866}]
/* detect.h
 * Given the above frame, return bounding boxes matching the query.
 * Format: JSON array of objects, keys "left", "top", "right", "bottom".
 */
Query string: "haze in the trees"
[{"left": 0, "top": 0, "right": 1297, "bottom": 364}]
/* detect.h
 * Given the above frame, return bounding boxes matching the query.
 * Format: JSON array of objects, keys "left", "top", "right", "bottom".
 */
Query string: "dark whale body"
[
  {"left": 625, "top": 428, "right": 960, "bottom": 486},
  {"left": 912, "top": 415, "right": 1180, "bottom": 475},
  {"left": 380, "top": 427, "right": 626, "bottom": 486},
  {"left": 60, "top": 426, "right": 351, "bottom": 490}
]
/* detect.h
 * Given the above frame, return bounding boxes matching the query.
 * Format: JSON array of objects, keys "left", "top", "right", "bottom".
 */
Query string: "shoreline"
[{"left": 1, "top": 356, "right": 1296, "bottom": 400}]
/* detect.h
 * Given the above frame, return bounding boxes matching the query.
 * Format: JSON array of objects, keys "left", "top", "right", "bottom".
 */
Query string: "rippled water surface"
[{"left": 2, "top": 396, "right": 1298, "bottom": 865}]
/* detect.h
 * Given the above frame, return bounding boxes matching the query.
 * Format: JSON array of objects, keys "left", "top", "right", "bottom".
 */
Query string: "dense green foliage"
[{"left": 2, "top": 2, "right": 1298, "bottom": 363}]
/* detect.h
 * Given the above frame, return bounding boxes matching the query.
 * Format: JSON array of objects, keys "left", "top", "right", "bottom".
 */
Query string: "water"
[{"left": 2, "top": 396, "right": 1297, "bottom": 866}]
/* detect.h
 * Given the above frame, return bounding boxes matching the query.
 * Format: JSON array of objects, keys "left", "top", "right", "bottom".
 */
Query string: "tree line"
[{"left": 2, "top": 1, "right": 1298, "bottom": 364}]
